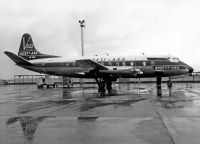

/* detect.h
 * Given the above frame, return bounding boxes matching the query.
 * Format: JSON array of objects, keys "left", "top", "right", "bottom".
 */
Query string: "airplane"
[{"left": 4, "top": 33, "right": 193, "bottom": 96}]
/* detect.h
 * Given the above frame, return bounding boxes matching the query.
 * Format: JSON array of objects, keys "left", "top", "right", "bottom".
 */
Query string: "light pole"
[{"left": 79, "top": 20, "right": 85, "bottom": 56}]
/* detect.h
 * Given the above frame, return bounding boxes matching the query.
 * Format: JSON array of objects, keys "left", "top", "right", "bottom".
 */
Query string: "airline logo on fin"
[
  {"left": 17, "top": 33, "right": 59, "bottom": 60},
  {"left": 23, "top": 36, "right": 34, "bottom": 50},
  {"left": 18, "top": 33, "right": 39, "bottom": 59}
]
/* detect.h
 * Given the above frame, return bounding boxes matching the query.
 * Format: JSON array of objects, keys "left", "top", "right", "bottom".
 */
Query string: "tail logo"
[{"left": 23, "top": 36, "right": 34, "bottom": 50}]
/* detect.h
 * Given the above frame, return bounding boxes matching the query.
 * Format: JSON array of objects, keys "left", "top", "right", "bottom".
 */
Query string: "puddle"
[
  {"left": 80, "top": 98, "right": 146, "bottom": 111},
  {"left": 77, "top": 116, "right": 98, "bottom": 121},
  {"left": 154, "top": 98, "right": 193, "bottom": 109},
  {"left": 117, "top": 98, "right": 146, "bottom": 107},
  {"left": 80, "top": 102, "right": 114, "bottom": 111}
]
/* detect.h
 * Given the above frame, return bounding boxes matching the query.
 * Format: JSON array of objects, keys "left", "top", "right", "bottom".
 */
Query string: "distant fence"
[{"left": 12, "top": 75, "right": 62, "bottom": 84}]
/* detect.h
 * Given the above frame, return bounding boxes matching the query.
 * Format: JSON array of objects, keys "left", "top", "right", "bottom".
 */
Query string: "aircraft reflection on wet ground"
[
  {"left": 1, "top": 83, "right": 200, "bottom": 144},
  {"left": 6, "top": 116, "right": 51, "bottom": 141}
]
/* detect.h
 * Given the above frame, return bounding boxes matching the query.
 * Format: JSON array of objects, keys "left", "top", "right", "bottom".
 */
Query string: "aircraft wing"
[{"left": 76, "top": 59, "right": 109, "bottom": 70}]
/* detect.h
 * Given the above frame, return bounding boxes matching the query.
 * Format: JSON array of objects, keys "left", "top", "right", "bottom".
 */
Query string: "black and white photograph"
[{"left": 0, "top": 0, "right": 200, "bottom": 143}]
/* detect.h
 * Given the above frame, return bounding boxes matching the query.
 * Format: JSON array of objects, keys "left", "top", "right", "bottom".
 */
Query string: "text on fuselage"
[{"left": 154, "top": 66, "right": 179, "bottom": 70}]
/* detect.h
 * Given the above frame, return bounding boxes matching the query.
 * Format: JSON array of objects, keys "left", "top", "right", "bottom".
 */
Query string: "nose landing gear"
[
  {"left": 167, "top": 78, "right": 172, "bottom": 88},
  {"left": 156, "top": 77, "right": 162, "bottom": 98},
  {"left": 156, "top": 77, "right": 173, "bottom": 98}
]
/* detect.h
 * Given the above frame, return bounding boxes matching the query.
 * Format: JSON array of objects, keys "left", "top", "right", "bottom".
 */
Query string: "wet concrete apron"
[{"left": 0, "top": 83, "right": 199, "bottom": 144}]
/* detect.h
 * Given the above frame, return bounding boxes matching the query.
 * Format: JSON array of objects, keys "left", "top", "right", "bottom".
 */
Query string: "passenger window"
[
  {"left": 143, "top": 61, "right": 146, "bottom": 66},
  {"left": 151, "top": 61, "right": 155, "bottom": 66},
  {"left": 112, "top": 62, "right": 117, "bottom": 66},
  {"left": 73, "top": 63, "right": 75, "bottom": 67},
  {"left": 99, "top": 62, "right": 104, "bottom": 65},
  {"left": 68, "top": 63, "right": 73, "bottom": 67},
  {"left": 104, "top": 62, "right": 108, "bottom": 66},
  {"left": 125, "top": 61, "right": 130, "bottom": 66},
  {"left": 122, "top": 62, "right": 125, "bottom": 66},
  {"left": 66, "top": 63, "right": 69, "bottom": 67},
  {"left": 130, "top": 62, "right": 134, "bottom": 66}
]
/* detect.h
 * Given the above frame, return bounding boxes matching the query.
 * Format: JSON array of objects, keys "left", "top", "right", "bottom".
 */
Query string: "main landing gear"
[{"left": 95, "top": 77, "right": 113, "bottom": 98}]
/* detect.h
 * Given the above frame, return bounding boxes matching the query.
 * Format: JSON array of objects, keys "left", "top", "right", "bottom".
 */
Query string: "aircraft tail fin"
[
  {"left": 4, "top": 51, "right": 32, "bottom": 66},
  {"left": 18, "top": 33, "right": 59, "bottom": 60}
]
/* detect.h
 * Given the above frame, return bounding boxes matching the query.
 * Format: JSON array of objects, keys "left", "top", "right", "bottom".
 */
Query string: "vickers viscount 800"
[{"left": 4, "top": 33, "right": 193, "bottom": 96}]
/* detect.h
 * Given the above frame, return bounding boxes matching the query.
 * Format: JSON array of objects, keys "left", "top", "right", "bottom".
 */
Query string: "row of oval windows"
[
  {"left": 63, "top": 61, "right": 153, "bottom": 67},
  {"left": 41, "top": 61, "right": 156, "bottom": 67},
  {"left": 98, "top": 61, "right": 148, "bottom": 66},
  {"left": 92, "top": 58, "right": 126, "bottom": 61}
]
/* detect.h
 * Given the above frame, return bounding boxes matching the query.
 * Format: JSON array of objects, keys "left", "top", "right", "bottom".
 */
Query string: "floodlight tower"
[{"left": 79, "top": 20, "right": 85, "bottom": 56}]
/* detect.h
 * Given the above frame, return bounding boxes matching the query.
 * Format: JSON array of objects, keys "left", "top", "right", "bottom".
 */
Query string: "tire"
[
  {"left": 38, "top": 85, "right": 43, "bottom": 88},
  {"left": 167, "top": 82, "right": 172, "bottom": 88}
]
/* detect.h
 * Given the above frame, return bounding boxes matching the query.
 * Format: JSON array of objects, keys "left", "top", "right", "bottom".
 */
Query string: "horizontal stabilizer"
[
  {"left": 76, "top": 59, "right": 108, "bottom": 70},
  {"left": 4, "top": 51, "right": 32, "bottom": 66}
]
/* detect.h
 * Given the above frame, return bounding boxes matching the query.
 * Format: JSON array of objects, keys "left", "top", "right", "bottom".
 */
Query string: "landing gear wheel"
[
  {"left": 37, "top": 85, "right": 43, "bottom": 88},
  {"left": 97, "top": 92, "right": 105, "bottom": 98},
  {"left": 106, "top": 81, "right": 112, "bottom": 92},
  {"left": 97, "top": 81, "right": 105, "bottom": 98},
  {"left": 94, "top": 73, "right": 115, "bottom": 98}
]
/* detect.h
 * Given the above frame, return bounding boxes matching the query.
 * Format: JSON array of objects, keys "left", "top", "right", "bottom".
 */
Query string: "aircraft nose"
[{"left": 188, "top": 66, "right": 194, "bottom": 73}]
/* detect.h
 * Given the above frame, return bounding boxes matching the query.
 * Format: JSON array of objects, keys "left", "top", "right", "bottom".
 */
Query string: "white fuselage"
[{"left": 18, "top": 55, "right": 191, "bottom": 78}]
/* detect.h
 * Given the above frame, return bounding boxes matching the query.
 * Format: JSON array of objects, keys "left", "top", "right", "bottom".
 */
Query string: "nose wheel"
[
  {"left": 156, "top": 77, "right": 162, "bottom": 97},
  {"left": 167, "top": 78, "right": 172, "bottom": 88}
]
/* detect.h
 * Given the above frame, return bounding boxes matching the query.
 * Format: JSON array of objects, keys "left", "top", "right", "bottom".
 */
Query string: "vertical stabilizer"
[{"left": 18, "top": 33, "right": 59, "bottom": 60}]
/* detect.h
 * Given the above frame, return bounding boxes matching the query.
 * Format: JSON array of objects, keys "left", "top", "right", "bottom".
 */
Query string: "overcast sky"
[{"left": 1, "top": 0, "right": 200, "bottom": 79}]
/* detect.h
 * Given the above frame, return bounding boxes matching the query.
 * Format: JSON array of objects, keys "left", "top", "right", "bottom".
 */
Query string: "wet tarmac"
[{"left": 0, "top": 83, "right": 199, "bottom": 144}]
